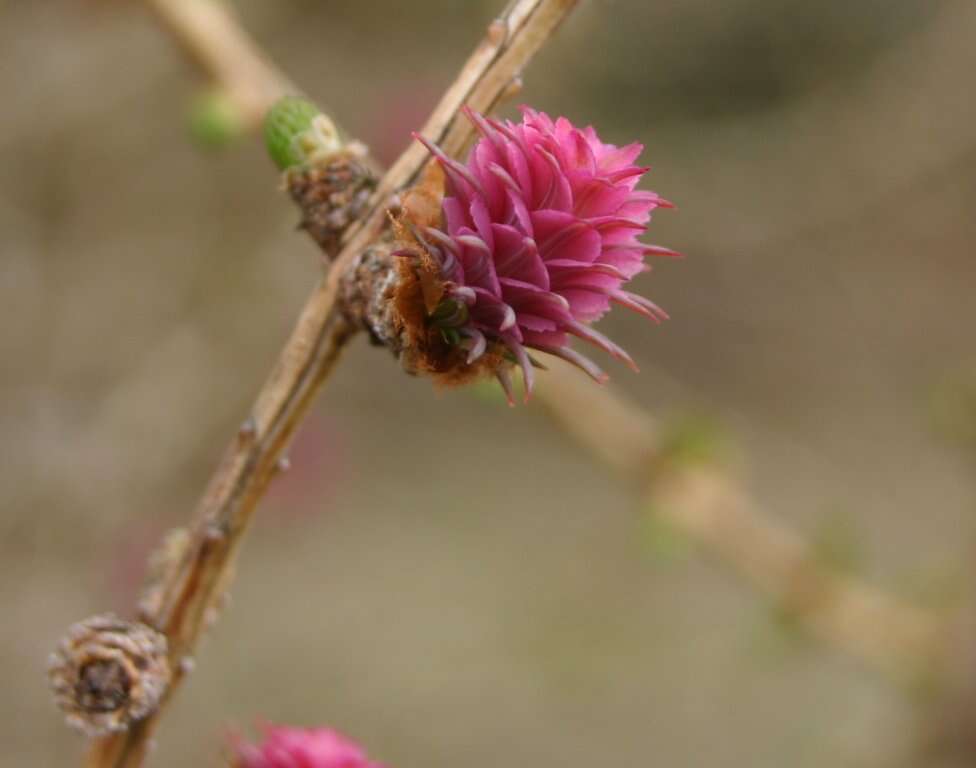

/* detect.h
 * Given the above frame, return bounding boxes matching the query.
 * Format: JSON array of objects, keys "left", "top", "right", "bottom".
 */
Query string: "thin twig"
[
  {"left": 86, "top": 320, "right": 354, "bottom": 768},
  {"left": 86, "top": 2, "right": 579, "bottom": 766},
  {"left": 537, "top": 362, "right": 944, "bottom": 681},
  {"left": 146, "top": 0, "right": 296, "bottom": 127}
]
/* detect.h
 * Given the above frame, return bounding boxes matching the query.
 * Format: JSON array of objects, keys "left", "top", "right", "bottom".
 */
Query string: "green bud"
[
  {"left": 748, "top": 602, "right": 807, "bottom": 662},
  {"left": 263, "top": 96, "right": 343, "bottom": 170},
  {"left": 641, "top": 504, "right": 693, "bottom": 563},
  {"left": 929, "top": 367, "right": 976, "bottom": 455},
  {"left": 812, "top": 511, "right": 862, "bottom": 575},
  {"left": 430, "top": 298, "right": 469, "bottom": 328},
  {"left": 188, "top": 89, "right": 245, "bottom": 148},
  {"left": 439, "top": 327, "right": 462, "bottom": 346},
  {"left": 658, "top": 413, "right": 728, "bottom": 467}
]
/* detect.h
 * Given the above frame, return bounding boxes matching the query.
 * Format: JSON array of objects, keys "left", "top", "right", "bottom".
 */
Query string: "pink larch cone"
[
  {"left": 410, "top": 106, "right": 677, "bottom": 401},
  {"left": 230, "top": 724, "right": 385, "bottom": 768}
]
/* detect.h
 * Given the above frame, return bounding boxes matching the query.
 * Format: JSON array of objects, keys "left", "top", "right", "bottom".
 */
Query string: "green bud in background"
[
  {"left": 430, "top": 298, "right": 470, "bottom": 328},
  {"left": 930, "top": 366, "right": 976, "bottom": 456},
  {"left": 812, "top": 510, "right": 863, "bottom": 576},
  {"left": 264, "top": 96, "right": 343, "bottom": 170},
  {"left": 658, "top": 413, "right": 728, "bottom": 467},
  {"left": 188, "top": 89, "right": 245, "bottom": 148},
  {"left": 641, "top": 503, "right": 693, "bottom": 563}
]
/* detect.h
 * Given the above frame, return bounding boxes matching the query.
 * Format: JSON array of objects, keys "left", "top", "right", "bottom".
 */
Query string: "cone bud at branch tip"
[{"left": 264, "top": 96, "right": 344, "bottom": 170}]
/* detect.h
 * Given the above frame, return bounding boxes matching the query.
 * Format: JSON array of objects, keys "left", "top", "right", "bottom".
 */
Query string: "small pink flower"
[
  {"left": 412, "top": 106, "right": 676, "bottom": 400},
  {"left": 230, "top": 724, "right": 384, "bottom": 768}
]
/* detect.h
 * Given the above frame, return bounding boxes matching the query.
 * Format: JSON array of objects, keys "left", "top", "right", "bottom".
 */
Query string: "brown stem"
[
  {"left": 85, "top": 1, "right": 580, "bottom": 766},
  {"left": 86, "top": 318, "right": 354, "bottom": 768}
]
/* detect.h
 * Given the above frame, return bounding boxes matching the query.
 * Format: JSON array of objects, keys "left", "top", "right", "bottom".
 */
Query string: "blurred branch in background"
[
  {"left": 131, "top": 0, "right": 947, "bottom": 686},
  {"left": 145, "top": 0, "right": 295, "bottom": 133},
  {"left": 931, "top": 367, "right": 976, "bottom": 466},
  {"left": 539, "top": 362, "right": 944, "bottom": 682}
]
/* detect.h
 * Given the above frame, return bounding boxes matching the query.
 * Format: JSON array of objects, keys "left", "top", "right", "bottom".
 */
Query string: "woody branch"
[{"left": 538, "top": 363, "right": 943, "bottom": 681}]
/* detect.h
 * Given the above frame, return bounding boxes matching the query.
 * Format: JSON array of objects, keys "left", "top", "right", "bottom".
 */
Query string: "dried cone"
[{"left": 48, "top": 613, "right": 170, "bottom": 737}]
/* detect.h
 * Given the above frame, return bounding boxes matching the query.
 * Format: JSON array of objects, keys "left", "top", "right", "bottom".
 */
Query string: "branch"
[
  {"left": 85, "top": 321, "right": 354, "bottom": 768},
  {"left": 85, "top": 1, "right": 579, "bottom": 766},
  {"left": 537, "top": 362, "right": 944, "bottom": 681},
  {"left": 146, "top": 0, "right": 296, "bottom": 127}
]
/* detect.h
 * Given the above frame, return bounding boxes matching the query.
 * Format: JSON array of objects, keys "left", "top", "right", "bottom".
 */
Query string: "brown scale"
[
  {"left": 336, "top": 162, "right": 513, "bottom": 386},
  {"left": 390, "top": 164, "right": 511, "bottom": 386},
  {"left": 286, "top": 149, "right": 377, "bottom": 259}
]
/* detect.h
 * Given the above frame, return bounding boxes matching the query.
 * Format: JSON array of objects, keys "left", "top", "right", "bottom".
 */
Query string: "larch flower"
[
  {"left": 405, "top": 105, "right": 676, "bottom": 401},
  {"left": 230, "top": 724, "right": 384, "bottom": 768}
]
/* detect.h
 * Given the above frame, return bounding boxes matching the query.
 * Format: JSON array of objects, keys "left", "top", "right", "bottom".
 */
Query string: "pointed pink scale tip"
[
  {"left": 484, "top": 114, "right": 517, "bottom": 143},
  {"left": 463, "top": 329, "right": 487, "bottom": 364},
  {"left": 605, "top": 166, "right": 650, "bottom": 184},
  {"left": 456, "top": 234, "right": 491, "bottom": 254},
  {"left": 611, "top": 291, "right": 669, "bottom": 323},
  {"left": 531, "top": 344, "right": 609, "bottom": 385},
  {"left": 566, "top": 320, "right": 639, "bottom": 372},
  {"left": 410, "top": 131, "right": 434, "bottom": 151},
  {"left": 504, "top": 339, "right": 535, "bottom": 402},
  {"left": 499, "top": 304, "right": 517, "bottom": 331},
  {"left": 585, "top": 262, "right": 629, "bottom": 279},
  {"left": 452, "top": 285, "right": 477, "bottom": 305},
  {"left": 587, "top": 215, "right": 646, "bottom": 232},
  {"left": 487, "top": 162, "right": 522, "bottom": 195},
  {"left": 425, "top": 227, "right": 461, "bottom": 254},
  {"left": 413, "top": 132, "right": 483, "bottom": 193},
  {"left": 463, "top": 106, "right": 504, "bottom": 146},
  {"left": 495, "top": 369, "right": 516, "bottom": 407},
  {"left": 640, "top": 244, "right": 683, "bottom": 258}
]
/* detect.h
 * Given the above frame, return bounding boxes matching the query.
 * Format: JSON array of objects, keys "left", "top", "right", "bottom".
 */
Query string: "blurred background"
[{"left": 2, "top": 0, "right": 975, "bottom": 765}]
